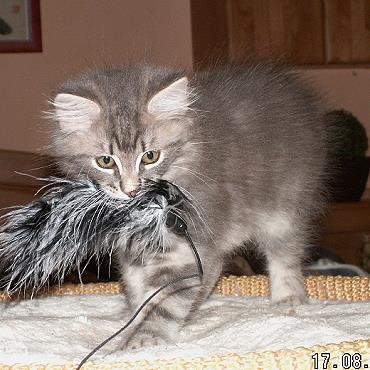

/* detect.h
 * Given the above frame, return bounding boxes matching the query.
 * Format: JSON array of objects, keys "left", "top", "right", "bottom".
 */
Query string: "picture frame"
[{"left": 0, "top": 0, "right": 42, "bottom": 53}]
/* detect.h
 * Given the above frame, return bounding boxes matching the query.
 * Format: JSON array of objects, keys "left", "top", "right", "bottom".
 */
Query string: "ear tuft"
[
  {"left": 50, "top": 93, "right": 101, "bottom": 132},
  {"left": 147, "top": 77, "right": 196, "bottom": 119}
]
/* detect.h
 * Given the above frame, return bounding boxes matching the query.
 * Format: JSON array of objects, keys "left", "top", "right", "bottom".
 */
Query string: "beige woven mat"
[
  {"left": 0, "top": 275, "right": 369, "bottom": 369},
  {"left": 1, "top": 275, "right": 369, "bottom": 302}
]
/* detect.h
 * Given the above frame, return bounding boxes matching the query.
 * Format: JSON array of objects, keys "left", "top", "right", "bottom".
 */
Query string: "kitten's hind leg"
[
  {"left": 259, "top": 225, "right": 308, "bottom": 308},
  {"left": 266, "top": 247, "right": 307, "bottom": 308}
]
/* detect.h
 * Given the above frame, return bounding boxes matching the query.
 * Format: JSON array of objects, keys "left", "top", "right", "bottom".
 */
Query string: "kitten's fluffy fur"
[{"left": 48, "top": 63, "right": 330, "bottom": 348}]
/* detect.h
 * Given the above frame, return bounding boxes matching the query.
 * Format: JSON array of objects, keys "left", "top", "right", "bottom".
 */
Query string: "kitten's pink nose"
[{"left": 125, "top": 190, "right": 138, "bottom": 198}]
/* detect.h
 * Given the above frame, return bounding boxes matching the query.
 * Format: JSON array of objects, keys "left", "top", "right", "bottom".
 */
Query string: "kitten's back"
[{"left": 191, "top": 63, "right": 329, "bottom": 216}]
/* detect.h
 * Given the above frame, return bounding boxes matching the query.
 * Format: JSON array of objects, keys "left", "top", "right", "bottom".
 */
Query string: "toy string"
[{"left": 76, "top": 229, "right": 203, "bottom": 369}]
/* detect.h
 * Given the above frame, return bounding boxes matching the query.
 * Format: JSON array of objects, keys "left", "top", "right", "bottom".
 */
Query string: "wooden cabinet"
[
  {"left": 325, "top": 0, "right": 370, "bottom": 63},
  {"left": 0, "top": 150, "right": 49, "bottom": 213},
  {"left": 191, "top": 0, "right": 370, "bottom": 66},
  {"left": 227, "top": 0, "right": 325, "bottom": 64}
]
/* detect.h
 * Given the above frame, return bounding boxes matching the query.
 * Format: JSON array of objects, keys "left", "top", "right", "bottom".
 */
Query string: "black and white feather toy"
[{"left": 0, "top": 177, "right": 191, "bottom": 294}]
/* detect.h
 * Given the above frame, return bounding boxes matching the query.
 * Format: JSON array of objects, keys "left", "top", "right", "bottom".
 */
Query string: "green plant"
[{"left": 326, "top": 109, "right": 368, "bottom": 159}]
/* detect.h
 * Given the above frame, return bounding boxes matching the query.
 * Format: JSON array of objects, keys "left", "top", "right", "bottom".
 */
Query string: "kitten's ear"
[
  {"left": 147, "top": 77, "right": 195, "bottom": 119},
  {"left": 51, "top": 93, "right": 101, "bottom": 132}
]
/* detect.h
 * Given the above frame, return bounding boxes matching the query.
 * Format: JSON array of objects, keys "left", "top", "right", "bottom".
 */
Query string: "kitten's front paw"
[
  {"left": 125, "top": 333, "right": 167, "bottom": 350},
  {"left": 272, "top": 294, "right": 307, "bottom": 314},
  {"left": 275, "top": 294, "right": 307, "bottom": 306}
]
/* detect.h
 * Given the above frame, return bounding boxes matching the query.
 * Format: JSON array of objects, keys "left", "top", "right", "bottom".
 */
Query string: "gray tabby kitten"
[{"left": 48, "top": 63, "right": 329, "bottom": 349}]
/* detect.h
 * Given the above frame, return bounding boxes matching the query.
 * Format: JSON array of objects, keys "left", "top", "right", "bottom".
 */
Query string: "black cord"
[
  {"left": 76, "top": 230, "right": 203, "bottom": 369},
  {"left": 185, "top": 229, "right": 203, "bottom": 278}
]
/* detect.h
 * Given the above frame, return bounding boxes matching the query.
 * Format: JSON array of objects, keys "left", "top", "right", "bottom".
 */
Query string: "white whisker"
[{"left": 172, "top": 165, "right": 216, "bottom": 190}]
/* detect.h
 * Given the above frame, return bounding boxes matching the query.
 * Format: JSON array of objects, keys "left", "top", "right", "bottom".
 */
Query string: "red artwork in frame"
[{"left": 0, "top": 0, "right": 42, "bottom": 53}]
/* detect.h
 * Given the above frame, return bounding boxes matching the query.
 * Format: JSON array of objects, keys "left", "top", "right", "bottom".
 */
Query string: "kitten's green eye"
[
  {"left": 141, "top": 150, "right": 160, "bottom": 165},
  {"left": 96, "top": 155, "right": 116, "bottom": 169}
]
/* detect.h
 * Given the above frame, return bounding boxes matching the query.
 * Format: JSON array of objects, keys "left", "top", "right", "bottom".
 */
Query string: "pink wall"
[
  {"left": 300, "top": 67, "right": 370, "bottom": 189},
  {"left": 0, "top": 0, "right": 192, "bottom": 153},
  {"left": 299, "top": 68, "right": 370, "bottom": 151}
]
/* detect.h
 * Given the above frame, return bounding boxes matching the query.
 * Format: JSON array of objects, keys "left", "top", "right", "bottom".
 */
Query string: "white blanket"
[{"left": 0, "top": 293, "right": 369, "bottom": 365}]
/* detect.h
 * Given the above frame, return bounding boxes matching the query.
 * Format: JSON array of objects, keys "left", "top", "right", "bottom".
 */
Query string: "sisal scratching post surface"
[
  {"left": 214, "top": 275, "right": 370, "bottom": 301},
  {"left": 0, "top": 275, "right": 369, "bottom": 370},
  {"left": 1, "top": 275, "right": 368, "bottom": 302}
]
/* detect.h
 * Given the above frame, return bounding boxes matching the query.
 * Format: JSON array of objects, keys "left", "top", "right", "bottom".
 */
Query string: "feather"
[{"left": 0, "top": 178, "right": 190, "bottom": 294}]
